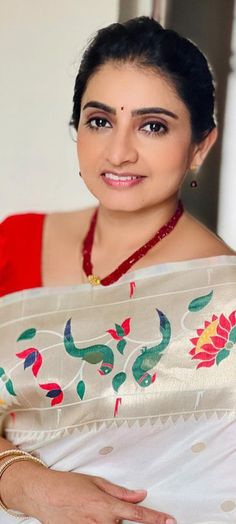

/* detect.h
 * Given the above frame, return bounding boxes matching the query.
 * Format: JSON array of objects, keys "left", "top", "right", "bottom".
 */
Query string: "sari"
[{"left": 0, "top": 256, "right": 236, "bottom": 524}]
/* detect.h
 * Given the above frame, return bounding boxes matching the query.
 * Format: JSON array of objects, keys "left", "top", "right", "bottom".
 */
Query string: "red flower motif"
[
  {"left": 40, "top": 382, "right": 63, "bottom": 406},
  {"left": 190, "top": 311, "right": 236, "bottom": 369},
  {"left": 16, "top": 348, "right": 42, "bottom": 377},
  {"left": 107, "top": 318, "right": 131, "bottom": 341}
]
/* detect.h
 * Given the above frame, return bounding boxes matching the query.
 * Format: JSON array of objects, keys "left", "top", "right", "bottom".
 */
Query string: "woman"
[{"left": 0, "top": 16, "right": 235, "bottom": 524}]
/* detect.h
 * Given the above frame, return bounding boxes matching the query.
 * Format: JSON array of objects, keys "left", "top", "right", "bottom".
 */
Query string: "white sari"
[{"left": 0, "top": 256, "right": 236, "bottom": 523}]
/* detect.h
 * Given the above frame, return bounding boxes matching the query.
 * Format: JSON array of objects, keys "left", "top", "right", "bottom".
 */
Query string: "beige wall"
[{"left": 0, "top": 0, "right": 119, "bottom": 220}]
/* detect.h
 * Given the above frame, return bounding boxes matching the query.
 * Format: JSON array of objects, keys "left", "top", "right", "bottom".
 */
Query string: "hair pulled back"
[{"left": 71, "top": 16, "right": 216, "bottom": 143}]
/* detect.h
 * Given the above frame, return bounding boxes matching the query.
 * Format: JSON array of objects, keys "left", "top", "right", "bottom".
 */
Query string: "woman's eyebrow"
[
  {"left": 82, "top": 101, "right": 178, "bottom": 120},
  {"left": 82, "top": 101, "right": 116, "bottom": 114},
  {"left": 132, "top": 107, "right": 178, "bottom": 119}
]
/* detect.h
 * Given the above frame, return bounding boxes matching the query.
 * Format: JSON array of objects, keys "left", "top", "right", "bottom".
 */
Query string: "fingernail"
[
  {"left": 166, "top": 519, "right": 177, "bottom": 524},
  {"left": 134, "top": 489, "right": 147, "bottom": 494}
]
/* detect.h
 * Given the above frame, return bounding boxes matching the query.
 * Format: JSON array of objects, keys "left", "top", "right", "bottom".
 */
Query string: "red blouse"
[{"left": 0, "top": 213, "right": 45, "bottom": 297}]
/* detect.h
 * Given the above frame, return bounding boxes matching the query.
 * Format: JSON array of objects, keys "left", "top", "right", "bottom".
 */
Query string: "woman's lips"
[{"left": 101, "top": 172, "right": 145, "bottom": 189}]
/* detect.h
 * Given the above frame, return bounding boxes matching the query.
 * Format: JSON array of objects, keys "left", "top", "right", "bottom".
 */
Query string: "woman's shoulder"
[
  {"left": 44, "top": 207, "right": 95, "bottom": 242},
  {"left": 179, "top": 212, "right": 235, "bottom": 258}
]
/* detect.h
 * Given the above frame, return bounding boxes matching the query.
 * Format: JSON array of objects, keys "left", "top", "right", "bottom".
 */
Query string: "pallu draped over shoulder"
[{"left": 0, "top": 257, "right": 236, "bottom": 524}]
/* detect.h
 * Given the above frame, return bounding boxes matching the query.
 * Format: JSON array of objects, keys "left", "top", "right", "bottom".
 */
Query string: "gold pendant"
[{"left": 88, "top": 274, "right": 101, "bottom": 286}]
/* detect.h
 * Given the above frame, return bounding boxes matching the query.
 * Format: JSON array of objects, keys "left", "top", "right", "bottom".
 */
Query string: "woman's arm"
[{"left": 0, "top": 437, "right": 176, "bottom": 524}]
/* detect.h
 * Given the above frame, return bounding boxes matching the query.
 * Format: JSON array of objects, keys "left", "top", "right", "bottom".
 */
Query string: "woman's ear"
[{"left": 190, "top": 127, "right": 218, "bottom": 170}]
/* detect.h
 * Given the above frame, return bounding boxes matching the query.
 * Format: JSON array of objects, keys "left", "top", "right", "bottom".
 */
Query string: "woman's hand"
[
  {"left": 8, "top": 464, "right": 176, "bottom": 524},
  {"left": 33, "top": 469, "right": 176, "bottom": 524}
]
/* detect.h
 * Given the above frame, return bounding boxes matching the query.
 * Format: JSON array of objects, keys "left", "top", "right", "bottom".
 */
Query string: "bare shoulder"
[
  {"left": 179, "top": 212, "right": 235, "bottom": 257},
  {"left": 44, "top": 207, "right": 95, "bottom": 244}
]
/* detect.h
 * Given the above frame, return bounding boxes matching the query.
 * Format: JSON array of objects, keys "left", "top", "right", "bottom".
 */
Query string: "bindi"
[{"left": 120, "top": 106, "right": 124, "bottom": 111}]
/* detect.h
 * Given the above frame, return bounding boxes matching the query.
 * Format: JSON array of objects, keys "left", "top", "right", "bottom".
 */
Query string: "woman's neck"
[{"left": 94, "top": 196, "right": 180, "bottom": 254}]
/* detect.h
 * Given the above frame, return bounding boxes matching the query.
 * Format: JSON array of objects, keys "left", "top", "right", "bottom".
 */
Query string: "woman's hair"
[{"left": 70, "top": 16, "right": 216, "bottom": 143}]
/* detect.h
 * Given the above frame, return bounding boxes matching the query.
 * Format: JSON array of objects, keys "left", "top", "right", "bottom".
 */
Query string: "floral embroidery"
[
  {"left": 16, "top": 348, "right": 42, "bottom": 377},
  {"left": 190, "top": 311, "right": 236, "bottom": 368},
  {"left": 107, "top": 317, "right": 131, "bottom": 354},
  {"left": 11, "top": 308, "right": 171, "bottom": 413},
  {"left": 40, "top": 382, "right": 63, "bottom": 406}
]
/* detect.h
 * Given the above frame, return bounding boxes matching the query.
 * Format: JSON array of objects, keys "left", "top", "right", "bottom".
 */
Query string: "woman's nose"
[{"left": 105, "top": 129, "right": 138, "bottom": 166}]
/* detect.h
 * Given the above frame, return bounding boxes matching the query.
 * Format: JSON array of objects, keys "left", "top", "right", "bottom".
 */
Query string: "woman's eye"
[
  {"left": 141, "top": 122, "right": 167, "bottom": 135},
  {"left": 86, "top": 117, "right": 111, "bottom": 130}
]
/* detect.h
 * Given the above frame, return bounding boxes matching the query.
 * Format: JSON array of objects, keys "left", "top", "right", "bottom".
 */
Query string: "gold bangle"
[
  {"left": 0, "top": 454, "right": 47, "bottom": 519},
  {"left": 0, "top": 449, "right": 30, "bottom": 462}
]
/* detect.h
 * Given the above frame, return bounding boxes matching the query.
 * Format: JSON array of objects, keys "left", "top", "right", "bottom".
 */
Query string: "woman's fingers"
[
  {"left": 113, "top": 498, "right": 176, "bottom": 524},
  {"left": 94, "top": 477, "right": 176, "bottom": 524},
  {"left": 94, "top": 476, "right": 147, "bottom": 502}
]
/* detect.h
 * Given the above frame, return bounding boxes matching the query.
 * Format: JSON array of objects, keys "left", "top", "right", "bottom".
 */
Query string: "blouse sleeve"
[{"left": 0, "top": 213, "right": 45, "bottom": 297}]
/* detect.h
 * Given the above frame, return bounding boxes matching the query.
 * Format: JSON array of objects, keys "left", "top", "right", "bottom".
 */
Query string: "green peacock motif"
[
  {"left": 132, "top": 309, "right": 171, "bottom": 387},
  {"left": 64, "top": 319, "right": 114, "bottom": 375}
]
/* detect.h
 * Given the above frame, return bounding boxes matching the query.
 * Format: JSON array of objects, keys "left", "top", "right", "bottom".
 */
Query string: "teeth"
[{"left": 104, "top": 173, "right": 139, "bottom": 181}]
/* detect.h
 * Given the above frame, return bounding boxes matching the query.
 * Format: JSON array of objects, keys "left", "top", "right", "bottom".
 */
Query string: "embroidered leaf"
[
  {"left": 121, "top": 318, "right": 131, "bottom": 335},
  {"left": 6, "top": 379, "right": 16, "bottom": 396},
  {"left": 112, "top": 372, "right": 126, "bottom": 392},
  {"left": 229, "top": 326, "right": 236, "bottom": 343},
  {"left": 17, "top": 328, "right": 36, "bottom": 341},
  {"left": 117, "top": 339, "right": 126, "bottom": 355},
  {"left": 0, "top": 368, "right": 5, "bottom": 378},
  {"left": 216, "top": 348, "right": 230, "bottom": 365},
  {"left": 107, "top": 329, "right": 121, "bottom": 340},
  {"left": 115, "top": 324, "right": 125, "bottom": 337},
  {"left": 24, "top": 352, "right": 36, "bottom": 369},
  {"left": 46, "top": 389, "right": 62, "bottom": 398},
  {"left": 40, "top": 382, "right": 60, "bottom": 391},
  {"left": 51, "top": 393, "right": 63, "bottom": 406},
  {"left": 77, "top": 380, "right": 85, "bottom": 400},
  {"left": 188, "top": 291, "right": 213, "bottom": 312},
  {"left": 32, "top": 352, "right": 42, "bottom": 377}
]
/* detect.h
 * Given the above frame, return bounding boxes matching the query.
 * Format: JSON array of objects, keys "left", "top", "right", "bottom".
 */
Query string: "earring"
[
  {"left": 79, "top": 171, "right": 82, "bottom": 178},
  {"left": 189, "top": 165, "right": 199, "bottom": 188}
]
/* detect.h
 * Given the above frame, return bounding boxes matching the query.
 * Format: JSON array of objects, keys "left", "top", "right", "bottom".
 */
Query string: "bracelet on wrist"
[
  {"left": 0, "top": 449, "right": 30, "bottom": 462},
  {"left": 0, "top": 453, "right": 47, "bottom": 519}
]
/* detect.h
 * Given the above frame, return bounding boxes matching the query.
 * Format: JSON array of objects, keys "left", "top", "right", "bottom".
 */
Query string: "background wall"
[
  {"left": 0, "top": 0, "right": 119, "bottom": 220},
  {"left": 165, "top": 0, "right": 235, "bottom": 235}
]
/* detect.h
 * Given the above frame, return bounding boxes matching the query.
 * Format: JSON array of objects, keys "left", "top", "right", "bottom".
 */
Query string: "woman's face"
[{"left": 77, "top": 62, "right": 201, "bottom": 212}]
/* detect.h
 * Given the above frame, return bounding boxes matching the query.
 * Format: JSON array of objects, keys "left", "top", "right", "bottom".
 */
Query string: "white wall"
[{"left": 0, "top": 0, "right": 119, "bottom": 220}]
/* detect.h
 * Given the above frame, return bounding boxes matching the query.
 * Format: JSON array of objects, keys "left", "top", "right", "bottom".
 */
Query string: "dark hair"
[{"left": 70, "top": 16, "right": 216, "bottom": 143}]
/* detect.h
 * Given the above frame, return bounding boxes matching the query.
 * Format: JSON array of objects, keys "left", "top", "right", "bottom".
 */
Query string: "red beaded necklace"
[{"left": 82, "top": 200, "right": 183, "bottom": 286}]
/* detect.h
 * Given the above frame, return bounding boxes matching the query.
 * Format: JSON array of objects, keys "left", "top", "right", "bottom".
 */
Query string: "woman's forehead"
[{"left": 82, "top": 62, "right": 188, "bottom": 117}]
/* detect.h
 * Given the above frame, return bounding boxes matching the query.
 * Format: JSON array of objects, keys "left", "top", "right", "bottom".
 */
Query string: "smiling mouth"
[
  {"left": 102, "top": 172, "right": 146, "bottom": 189},
  {"left": 101, "top": 172, "right": 145, "bottom": 188}
]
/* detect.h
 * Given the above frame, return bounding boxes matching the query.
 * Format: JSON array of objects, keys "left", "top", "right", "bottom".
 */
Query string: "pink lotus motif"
[
  {"left": 107, "top": 318, "right": 131, "bottom": 341},
  {"left": 190, "top": 311, "right": 236, "bottom": 369}
]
